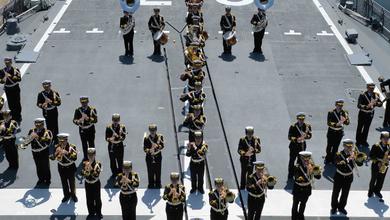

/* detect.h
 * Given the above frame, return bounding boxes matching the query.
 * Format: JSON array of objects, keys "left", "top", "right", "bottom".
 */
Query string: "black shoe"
[
  {"left": 338, "top": 208, "right": 347, "bottom": 215},
  {"left": 45, "top": 180, "right": 51, "bottom": 185},
  {"left": 97, "top": 213, "right": 103, "bottom": 219},
  {"left": 239, "top": 185, "right": 245, "bottom": 190},
  {"left": 148, "top": 184, "right": 153, "bottom": 189},
  {"left": 36, "top": 180, "right": 44, "bottom": 185},
  {"left": 368, "top": 191, "right": 373, "bottom": 198},
  {"left": 155, "top": 184, "right": 162, "bottom": 189},
  {"left": 61, "top": 196, "right": 70, "bottom": 203},
  {"left": 375, "top": 192, "right": 383, "bottom": 199},
  {"left": 190, "top": 188, "right": 196, "bottom": 194},
  {"left": 198, "top": 188, "right": 205, "bottom": 194},
  {"left": 71, "top": 195, "right": 78, "bottom": 202},
  {"left": 330, "top": 208, "right": 337, "bottom": 215},
  {"left": 379, "top": 198, "right": 384, "bottom": 203}
]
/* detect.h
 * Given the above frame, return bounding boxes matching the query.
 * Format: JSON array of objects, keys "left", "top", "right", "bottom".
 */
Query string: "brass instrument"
[
  {"left": 197, "top": 143, "right": 207, "bottom": 157},
  {"left": 307, "top": 159, "right": 322, "bottom": 177},
  {"left": 18, "top": 132, "right": 38, "bottom": 149},
  {"left": 55, "top": 145, "right": 65, "bottom": 161},
  {"left": 380, "top": 150, "right": 390, "bottom": 174},
  {"left": 184, "top": 46, "right": 206, "bottom": 68},
  {"left": 255, "top": 0, "right": 274, "bottom": 11},
  {"left": 219, "top": 186, "right": 235, "bottom": 203},
  {"left": 170, "top": 185, "right": 181, "bottom": 203},
  {"left": 82, "top": 161, "right": 93, "bottom": 177},
  {"left": 78, "top": 110, "right": 89, "bottom": 125},
  {"left": 260, "top": 167, "right": 277, "bottom": 190},
  {"left": 353, "top": 146, "right": 367, "bottom": 167}
]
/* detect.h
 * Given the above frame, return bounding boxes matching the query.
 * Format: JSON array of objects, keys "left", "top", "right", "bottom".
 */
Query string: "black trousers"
[
  {"left": 384, "top": 101, "right": 390, "bottom": 128},
  {"left": 355, "top": 111, "right": 374, "bottom": 146},
  {"left": 3, "top": 138, "right": 18, "bottom": 168},
  {"left": 248, "top": 194, "right": 265, "bottom": 220},
  {"left": 240, "top": 157, "right": 254, "bottom": 188},
  {"left": 190, "top": 160, "right": 205, "bottom": 190},
  {"left": 58, "top": 163, "right": 76, "bottom": 198},
  {"left": 152, "top": 32, "right": 161, "bottom": 55},
  {"left": 4, "top": 85, "right": 22, "bottom": 123},
  {"left": 146, "top": 153, "right": 162, "bottom": 188},
  {"left": 108, "top": 143, "right": 124, "bottom": 176},
  {"left": 79, "top": 126, "right": 95, "bottom": 160},
  {"left": 120, "top": 193, "right": 137, "bottom": 220},
  {"left": 166, "top": 203, "right": 184, "bottom": 220},
  {"left": 331, "top": 173, "right": 353, "bottom": 209},
  {"left": 222, "top": 39, "right": 232, "bottom": 53},
  {"left": 32, "top": 148, "right": 51, "bottom": 182},
  {"left": 369, "top": 163, "right": 387, "bottom": 194},
  {"left": 123, "top": 30, "right": 134, "bottom": 55},
  {"left": 43, "top": 108, "right": 58, "bottom": 144},
  {"left": 292, "top": 185, "right": 311, "bottom": 220},
  {"left": 85, "top": 180, "right": 102, "bottom": 216},
  {"left": 253, "top": 29, "right": 265, "bottom": 53},
  {"left": 325, "top": 129, "right": 344, "bottom": 163},
  {"left": 288, "top": 142, "right": 306, "bottom": 177},
  {"left": 210, "top": 209, "right": 228, "bottom": 220}
]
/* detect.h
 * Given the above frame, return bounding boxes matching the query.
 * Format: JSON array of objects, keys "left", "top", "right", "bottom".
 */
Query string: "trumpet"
[
  {"left": 18, "top": 132, "right": 38, "bottom": 149},
  {"left": 55, "top": 145, "right": 67, "bottom": 161},
  {"left": 259, "top": 167, "right": 277, "bottom": 189},
  {"left": 219, "top": 186, "right": 235, "bottom": 203}
]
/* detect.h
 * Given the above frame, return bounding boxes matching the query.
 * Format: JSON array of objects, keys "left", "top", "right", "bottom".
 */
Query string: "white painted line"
[
  {"left": 218, "top": 31, "right": 223, "bottom": 34},
  {"left": 312, "top": 0, "right": 385, "bottom": 101},
  {"left": 86, "top": 28, "right": 104, "bottom": 34},
  {"left": 52, "top": 28, "right": 70, "bottom": 34},
  {"left": 251, "top": 31, "right": 269, "bottom": 35},
  {"left": 1, "top": 188, "right": 390, "bottom": 217},
  {"left": 284, "top": 29, "right": 302, "bottom": 36},
  {"left": 316, "top": 30, "right": 334, "bottom": 36},
  {"left": 163, "top": 30, "right": 170, "bottom": 34},
  {"left": 140, "top": 0, "right": 172, "bottom": 6},
  {"left": 1, "top": 0, "right": 73, "bottom": 104}
]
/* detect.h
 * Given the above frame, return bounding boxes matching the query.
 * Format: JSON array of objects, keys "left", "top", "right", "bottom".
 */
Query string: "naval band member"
[
  {"left": 0, "top": 57, "right": 22, "bottom": 123},
  {"left": 209, "top": 177, "right": 235, "bottom": 220},
  {"left": 186, "top": 131, "right": 208, "bottom": 194},
  {"left": 331, "top": 139, "right": 355, "bottom": 215},
  {"left": 379, "top": 76, "right": 390, "bottom": 128},
  {"left": 238, "top": 126, "right": 261, "bottom": 189},
  {"left": 183, "top": 104, "right": 206, "bottom": 142},
  {"left": 292, "top": 151, "right": 321, "bottom": 220},
  {"left": 120, "top": 10, "right": 135, "bottom": 56},
  {"left": 0, "top": 110, "right": 19, "bottom": 169},
  {"left": 37, "top": 80, "right": 61, "bottom": 144},
  {"left": 55, "top": 133, "right": 78, "bottom": 203},
  {"left": 180, "top": 81, "right": 206, "bottom": 113},
  {"left": 163, "top": 172, "right": 186, "bottom": 220},
  {"left": 116, "top": 161, "right": 139, "bottom": 220},
  {"left": 73, "top": 96, "right": 97, "bottom": 161},
  {"left": 220, "top": 7, "right": 236, "bottom": 54},
  {"left": 144, "top": 124, "right": 165, "bottom": 189},
  {"left": 368, "top": 131, "right": 390, "bottom": 202},
  {"left": 81, "top": 148, "right": 103, "bottom": 219},
  {"left": 325, "top": 99, "right": 350, "bottom": 164},
  {"left": 106, "top": 113, "right": 127, "bottom": 176},
  {"left": 250, "top": 8, "right": 268, "bottom": 54},
  {"left": 288, "top": 112, "right": 312, "bottom": 178},
  {"left": 23, "top": 118, "right": 53, "bottom": 185},
  {"left": 148, "top": 8, "right": 165, "bottom": 55},
  {"left": 180, "top": 65, "right": 205, "bottom": 92},
  {"left": 356, "top": 83, "right": 382, "bottom": 148}
]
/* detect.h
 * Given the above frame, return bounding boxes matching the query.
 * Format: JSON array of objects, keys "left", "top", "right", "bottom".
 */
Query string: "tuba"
[
  {"left": 254, "top": 0, "right": 274, "bottom": 11},
  {"left": 119, "top": 0, "right": 140, "bottom": 14}
]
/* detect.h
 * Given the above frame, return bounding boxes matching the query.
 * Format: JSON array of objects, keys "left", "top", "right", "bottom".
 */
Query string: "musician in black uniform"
[
  {"left": 183, "top": 104, "right": 206, "bottom": 142},
  {"left": 143, "top": 124, "right": 165, "bottom": 189},
  {"left": 37, "top": 80, "right": 61, "bottom": 145},
  {"left": 163, "top": 172, "right": 186, "bottom": 220},
  {"left": 81, "top": 148, "right": 103, "bottom": 219},
  {"left": 73, "top": 96, "right": 97, "bottom": 161},
  {"left": 180, "top": 81, "right": 206, "bottom": 113},
  {"left": 106, "top": 113, "right": 127, "bottom": 176},
  {"left": 288, "top": 113, "right": 312, "bottom": 179},
  {"left": 186, "top": 5, "right": 203, "bottom": 26},
  {"left": 331, "top": 139, "right": 355, "bottom": 215},
  {"left": 54, "top": 133, "right": 78, "bottom": 203},
  {"left": 238, "top": 126, "right": 261, "bottom": 189},
  {"left": 368, "top": 131, "right": 390, "bottom": 202},
  {"left": 180, "top": 65, "right": 205, "bottom": 92},
  {"left": 148, "top": 8, "right": 165, "bottom": 55},
  {"left": 325, "top": 99, "right": 350, "bottom": 164},
  {"left": 0, "top": 110, "right": 19, "bottom": 169},
  {"left": 209, "top": 177, "right": 235, "bottom": 220},
  {"left": 250, "top": 8, "right": 267, "bottom": 54},
  {"left": 186, "top": 131, "right": 208, "bottom": 194},
  {"left": 220, "top": 7, "right": 236, "bottom": 54},
  {"left": 246, "top": 161, "right": 275, "bottom": 220},
  {"left": 120, "top": 11, "right": 135, "bottom": 56},
  {"left": 24, "top": 118, "right": 53, "bottom": 185},
  {"left": 379, "top": 76, "right": 390, "bottom": 128},
  {"left": 356, "top": 83, "right": 382, "bottom": 148},
  {"left": 116, "top": 161, "right": 139, "bottom": 220},
  {"left": 292, "top": 151, "right": 321, "bottom": 220},
  {"left": 0, "top": 58, "right": 22, "bottom": 123}
]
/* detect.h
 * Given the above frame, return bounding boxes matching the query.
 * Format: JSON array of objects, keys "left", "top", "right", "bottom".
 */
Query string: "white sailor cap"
[
  {"left": 42, "top": 80, "right": 52, "bottom": 85},
  {"left": 342, "top": 139, "right": 354, "bottom": 147},
  {"left": 87, "top": 148, "right": 96, "bottom": 155},
  {"left": 253, "top": 161, "right": 265, "bottom": 169},
  {"left": 299, "top": 151, "right": 312, "bottom": 158},
  {"left": 335, "top": 99, "right": 344, "bottom": 105},
  {"left": 296, "top": 112, "right": 306, "bottom": 119},
  {"left": 80, "top": 96, "right": 89, "bottom": 102},
  {"left": 381, "top": 131, "right": 390, "bottom": 139},
  {"left": 123, "top": 161, "right": 132, "bottom": 169},
  {"left": 245, "top": 126, "right": 254, "bottom": 133},
  {"left": 57, "top": 133, "right": 70, "bottom": 139},
  {"left": 34, "top": 118, "right": 46, "bottom": 123}
]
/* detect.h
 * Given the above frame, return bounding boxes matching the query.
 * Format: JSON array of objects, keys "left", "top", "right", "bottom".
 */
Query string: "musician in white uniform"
[
  {"left": 120, "top": 10, "right": 135, "bottom": 56},
  {"left": 251, "top": 8, "right": 268, "bottom": 54},
  {"left": 148, "top": 8, "right": 165, "bottom": 56}
]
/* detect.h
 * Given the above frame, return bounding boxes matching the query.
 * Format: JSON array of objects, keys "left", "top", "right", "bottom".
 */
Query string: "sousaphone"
[
  {"left": 119, "top": 0, "right": 140, "bottom": 14},
  {"left": 254, "top": 0, "right": 274, "bottom": 11}
]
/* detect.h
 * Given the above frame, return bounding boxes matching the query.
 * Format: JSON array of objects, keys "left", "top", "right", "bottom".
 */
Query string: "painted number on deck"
[
  {"left": 140, "top": 0, "right": 172, "bottom": 6},
  {"left": 216, "top": 0, "right": 253, "bottom": 6}
]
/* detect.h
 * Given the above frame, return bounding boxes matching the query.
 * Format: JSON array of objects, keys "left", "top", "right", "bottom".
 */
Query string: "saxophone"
[{"left": 379, "top": 150, "right": 390, "bottom": 174}]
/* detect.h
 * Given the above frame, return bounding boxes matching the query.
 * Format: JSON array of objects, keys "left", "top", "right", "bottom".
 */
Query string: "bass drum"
[
  {"left": 223, "top": 31, "right": 237, "bottom": 46},
  {"left": 153, "top": 31, "right": 169, "bottom": 45}
]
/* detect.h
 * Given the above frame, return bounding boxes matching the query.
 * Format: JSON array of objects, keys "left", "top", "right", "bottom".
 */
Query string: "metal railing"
[{"left": 350, "top": 0, "right": 390, "bottom": 40}]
